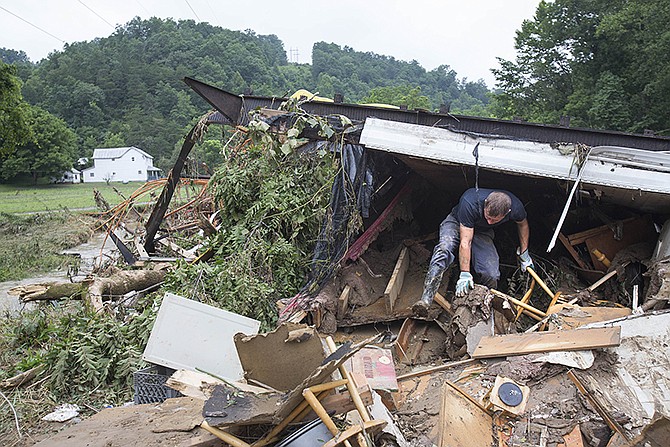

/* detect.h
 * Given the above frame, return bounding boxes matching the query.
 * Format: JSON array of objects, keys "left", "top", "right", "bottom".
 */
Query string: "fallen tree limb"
[
  {"left": 11, "top": 282, "right": 90, "bottom": 302},
  {"left": 11, "top": 269, "right": 166, "bottom": 311},
  {"left": 88, "top": 269, "right": 166, "bottom": 311},
  {"left": 0, "top": 365, "right": 44, "bottom": 389}
]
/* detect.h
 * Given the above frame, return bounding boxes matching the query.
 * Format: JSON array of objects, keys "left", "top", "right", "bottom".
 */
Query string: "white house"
[
  {"left": 60, "top": 168, "right": 81, "bottom": 183},
  {"left": 81, "top": 146, "right": 162, "bottom": 183}
]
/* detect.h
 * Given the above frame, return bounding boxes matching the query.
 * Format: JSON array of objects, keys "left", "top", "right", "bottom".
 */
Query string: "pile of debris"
[
  {"left": 13, "top": 81, "right": 670, "bottom": 447},
  {"left": 31, "top": 288, "right": 669, "bottom": 447}
]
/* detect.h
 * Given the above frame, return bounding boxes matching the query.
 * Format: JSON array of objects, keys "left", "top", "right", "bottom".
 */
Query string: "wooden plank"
[
  {"left": 561, "top": 424, "right": 586, "bottom": 447},
  {"left": 438, "top": 382, "right": 493, "bottom": 447},
  {"left": 558, "top": 232, "right": 590, "bottom": 270},
  {"left": 384, "top": 246, "right": 410, "bottom": 311},
  {"left": 472, "top": 327, "right": 621, "bottom": 359},
  {"left": 397, "top": 358, "right": 478, "bottom": 381},
  {"left": 134, "top": 235, "right": 149, "bottom": 259},
  {"left": 546, "top": 305, "right": 631, "bottom": 330},
  {"left": 157, "top": 237, "right": 195, "bottom": 260},
  {"left": 337, "top": 285, "right": 351, "bottom": 319},
  {"left": 433, "top": 292, "right": 454, "bottom": 315}
]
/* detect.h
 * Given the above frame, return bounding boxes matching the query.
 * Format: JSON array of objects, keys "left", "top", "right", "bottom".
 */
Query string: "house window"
[
  {"left": 90, "top": 172, "right": 94, "bottom": 177},
  {"left": 138, "top": 170, "right": 142, "bottom": 174}
]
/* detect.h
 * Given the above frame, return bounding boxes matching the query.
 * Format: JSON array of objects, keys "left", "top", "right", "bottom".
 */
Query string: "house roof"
[
  {"left": 92, "top": 146, "right": 153, "bottom": 160},
  {"left": 360, "top": 117, "right": 670, "bottom": 213}
]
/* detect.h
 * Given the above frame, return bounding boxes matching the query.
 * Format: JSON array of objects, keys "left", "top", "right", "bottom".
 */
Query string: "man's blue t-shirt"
[{"left": 451, "top": 188, "right": 526, "bottom": 229}]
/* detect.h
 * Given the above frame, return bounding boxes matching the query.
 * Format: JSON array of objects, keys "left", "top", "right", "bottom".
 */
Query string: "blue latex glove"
[
  {"left": 518, "top": 248, "right": 534, "bottom": 272},
  {"left": 455, "top": 272, "right": 474, "bottom": 297}
]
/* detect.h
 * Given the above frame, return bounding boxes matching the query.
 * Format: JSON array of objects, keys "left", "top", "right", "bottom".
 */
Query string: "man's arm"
[
  {"left": 458, "top": 224, "right": 474, "bottom": 272},
  {"left": 517, "top": 218, "right": 530, "bottom": 253}
]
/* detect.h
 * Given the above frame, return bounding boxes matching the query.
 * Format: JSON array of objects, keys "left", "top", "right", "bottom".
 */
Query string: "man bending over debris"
[{"left": 413, "top": 188, "right": 532, "bottom": 314}]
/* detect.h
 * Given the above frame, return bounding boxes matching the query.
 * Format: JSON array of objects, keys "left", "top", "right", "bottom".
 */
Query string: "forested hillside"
[
  {"left": 5, "top": 0, "right": 670, "bottom": 184},
  {"left": 1, "top": 17, "right": 489, "bottom": 176}
]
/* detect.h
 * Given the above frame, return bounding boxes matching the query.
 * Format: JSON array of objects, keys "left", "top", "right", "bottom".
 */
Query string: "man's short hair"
[{"left": 484, "top": 192, "right": 512, "bottom": 217}]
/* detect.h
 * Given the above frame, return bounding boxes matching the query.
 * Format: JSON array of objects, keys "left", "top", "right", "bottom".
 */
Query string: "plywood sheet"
[
  {"left": 234, "top": 323, "right": 325, "bottom": 392},
  {"left": 438, "top": 383, "right": 493, "bottom": 447},
  {"left": 547, "top": 305, "right": 631, "bottom": 330},
  {"left": 472, "top": 327, "right": 621, "bottom": 359}
]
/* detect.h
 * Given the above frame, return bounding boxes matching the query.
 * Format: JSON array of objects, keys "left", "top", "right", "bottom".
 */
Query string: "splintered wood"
[
  {"left": 384, "top": 246, "right": 409, "bottom": 311},
  {"left": 472, "top": 327, "right": 621, "bottom": 359}
]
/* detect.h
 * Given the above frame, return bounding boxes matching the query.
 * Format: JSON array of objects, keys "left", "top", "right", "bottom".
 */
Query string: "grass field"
[{"left": 0, "top": 182, "right": 148, "bottom": 214}]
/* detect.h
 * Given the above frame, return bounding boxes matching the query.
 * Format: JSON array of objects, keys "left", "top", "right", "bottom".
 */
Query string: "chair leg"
[{"left": 303, "top": 388, "right": 354, "bottom": 447}]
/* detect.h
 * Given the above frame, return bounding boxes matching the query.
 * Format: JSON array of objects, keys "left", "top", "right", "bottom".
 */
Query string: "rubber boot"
[{"left": 412, "top": 265, "right": 444, "bottom": 317}]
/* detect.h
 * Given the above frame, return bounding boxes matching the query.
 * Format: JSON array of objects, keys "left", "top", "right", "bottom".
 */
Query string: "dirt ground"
[{"left": 18, "top": 397, "right": 223, "bottom": 447}]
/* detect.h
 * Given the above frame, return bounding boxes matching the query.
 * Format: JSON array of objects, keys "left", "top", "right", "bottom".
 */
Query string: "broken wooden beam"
[
  {"left": 558, "top": 232, "right": 591, "bottom": 270},
  {"left": 384, "top": 246, "right": 409, "bottom": 311},
  {"left": 472, "top": 327, "right": 621, "bottom": 359},
  {"left": 567, "top": 370, "right": 631, "bottom": 444},
  {"left": 343, "top": 181, "right": 412, "bottom": 262},
  {"left": 337, "top": 285, "right": 351, "bottom": 319},
  {"left": 144, "top": 126, "right": 197, "bottom": 253},
  {"left": 396, "top": 358, "right": 478, "bottom": 381}
]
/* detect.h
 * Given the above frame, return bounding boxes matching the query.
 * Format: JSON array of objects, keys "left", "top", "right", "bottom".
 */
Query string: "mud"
[{"left": 0, "top": 233, "right": 117, "bottom": 314}]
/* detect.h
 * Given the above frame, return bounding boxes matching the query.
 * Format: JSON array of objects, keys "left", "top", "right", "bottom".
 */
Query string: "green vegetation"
[
  {"left": 0, "top": 212, "right": 95, "bottom": 281},
  {"left": 0, "top": 295, "right": 157, "bottom": 439},
  {"left": 2, "top": 16, "right": 492, "bottom": 179},
  {"left": 0, "top": 181, "right": 146, "bottom": 214},
  {"left": 492, "top": 0, "right": 670, "bottom": 134},
  {"left": 0, "top": 105, "right": 341, "bottom": 442},
  {"left": 165, "top": 105, "right": 340, "bottom": 330},
  {"left": 0, "top": 63, "right": 32, "bottom": 155},
  {"left": 0, "top": 106, "right": 78, "bottom": 184}
]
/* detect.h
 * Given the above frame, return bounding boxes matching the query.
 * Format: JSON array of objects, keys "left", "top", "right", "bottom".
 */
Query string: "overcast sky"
[{"left": 1, "top": 0, "right": 541, "bottom": 87}]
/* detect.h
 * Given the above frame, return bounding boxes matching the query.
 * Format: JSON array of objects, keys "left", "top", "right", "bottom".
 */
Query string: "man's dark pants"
[{"left": 420, "top": 213, "right": 500, "bottom": 302}]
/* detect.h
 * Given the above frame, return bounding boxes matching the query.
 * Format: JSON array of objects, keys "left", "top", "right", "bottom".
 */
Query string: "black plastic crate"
[{"left": 133, "top": 364, "right": 183, "bottom": 404}]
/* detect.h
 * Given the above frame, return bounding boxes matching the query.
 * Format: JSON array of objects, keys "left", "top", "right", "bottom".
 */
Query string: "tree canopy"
[
  {"left": 0, "top": 63, "right": 32, "bottom": 155},
  {"left": 0, "top": 106, "right": 77, "bottom": 184},
  {"left": 492, "top": 0, "right": 670, "bottom": 134}
]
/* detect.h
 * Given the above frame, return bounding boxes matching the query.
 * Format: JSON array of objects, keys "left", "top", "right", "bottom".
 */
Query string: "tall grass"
[
  {"left": 0, "top": 212, "right": 95, "bottom": 281},
  {"left": 0, "top": 182, "right": 147, "bottom": 214}
]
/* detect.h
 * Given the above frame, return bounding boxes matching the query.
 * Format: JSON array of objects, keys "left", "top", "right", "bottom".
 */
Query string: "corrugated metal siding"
[
  {"left": 186, "top": 78, "right": 670, "bottom": 152},
  {"left": 236, "top": 96, "right": 670, "bottom": 151}
]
